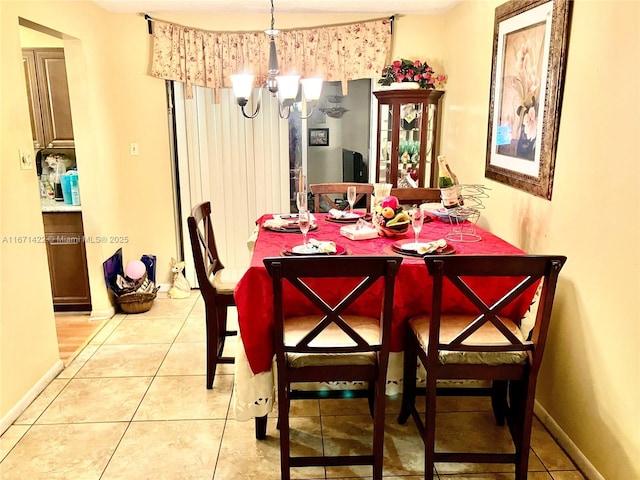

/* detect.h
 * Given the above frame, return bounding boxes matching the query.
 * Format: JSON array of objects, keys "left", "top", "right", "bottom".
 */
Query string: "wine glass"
[
  {"left": 298, "top": 209, "right": 311, "bottom": 252},
  {"left": 411, "top": 207, "right": 424, "bottom": 249},
  {"left": 296, "top": 191, "right": 307, "bottom": 213},
  {"left": 347, "top": 186, "right": 357, "bottom": 216}
]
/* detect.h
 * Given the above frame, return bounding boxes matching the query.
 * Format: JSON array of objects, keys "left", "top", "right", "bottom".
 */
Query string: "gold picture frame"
[{"left": 485, "top": 0, "right": 572, "bottom": 200}]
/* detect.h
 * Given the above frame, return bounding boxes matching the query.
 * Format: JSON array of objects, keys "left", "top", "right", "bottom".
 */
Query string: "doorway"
[{"left": 19, "top": 22, "right": 97, "bottom": 361}]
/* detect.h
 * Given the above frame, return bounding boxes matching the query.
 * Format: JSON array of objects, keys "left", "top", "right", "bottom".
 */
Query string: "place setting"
[
  {"left": 281, "top": 209, "right": 347, "bottom": 256},
  {"left": 262, "top": 214, "right": 319, "bottom": 233},
  {"left": 387, "top": 207, "right": 455, "bottom": 257},
  {"left": 324, "top": 186, "right": 371, "bottom": 224}
]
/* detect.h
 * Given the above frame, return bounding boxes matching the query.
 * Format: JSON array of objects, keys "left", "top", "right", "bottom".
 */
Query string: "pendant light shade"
[{"left": 230, "top": 0, "right": 323, "bottom": 119}]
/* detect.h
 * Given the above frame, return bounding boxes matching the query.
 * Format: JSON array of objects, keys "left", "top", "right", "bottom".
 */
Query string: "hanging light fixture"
[{"left": 230, "top": 0, "right": 323, "bottom": 119}]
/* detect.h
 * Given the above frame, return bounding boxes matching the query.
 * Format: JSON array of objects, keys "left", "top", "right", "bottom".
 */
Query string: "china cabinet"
[
  {"left": 373, "top": 89, "right": 444, "bottom": 188},
  {"left": 22, "top": 48, "right": 75, "bottom": 149}
]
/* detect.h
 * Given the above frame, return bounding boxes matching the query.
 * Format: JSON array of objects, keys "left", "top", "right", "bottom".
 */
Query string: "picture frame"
[
  {"left": 308, "top": 128, "right": 329, "bottom": 147},
  {"left": 485, "top": 0, "right": 571, "bottom": 200}
]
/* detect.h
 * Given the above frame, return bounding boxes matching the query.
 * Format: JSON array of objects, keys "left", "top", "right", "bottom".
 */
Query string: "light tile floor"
[{"left": 0, "top": 292, "right": 585, "bottom": 479}]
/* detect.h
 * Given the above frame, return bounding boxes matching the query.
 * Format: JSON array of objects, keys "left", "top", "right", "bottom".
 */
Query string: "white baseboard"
[
  {"left": 534, "top": 400, "right": 604, "bottom": 480},
  {"left": 157, "top": 283, "right": 171, "bottom": 292},
  {"left": 0, "top": 360, "right": 64, "bottom": 436}
]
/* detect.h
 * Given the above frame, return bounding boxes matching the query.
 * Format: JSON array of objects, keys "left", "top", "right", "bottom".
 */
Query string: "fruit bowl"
[{"left": 372, "top": 213, "right": 410, "bottom": 237}]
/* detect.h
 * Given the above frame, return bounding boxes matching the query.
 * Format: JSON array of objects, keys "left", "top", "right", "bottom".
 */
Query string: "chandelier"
[{"left": 230, "top": 0, "right": 323, "bottom": 119}]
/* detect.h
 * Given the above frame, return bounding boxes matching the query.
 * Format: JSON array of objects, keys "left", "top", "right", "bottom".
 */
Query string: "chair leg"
[
  {"left": 279, "top": 384, "right": 291, "bottom": 480},
  {"left": 509, "top": 379, "right": 534, "bottom": 480},
  {"left": 255, "top": 415, "right": 268, "bottom": 440},
  {"left": 205, "top": 309, "right": 219, "bottom": 389},
  {"left": 424, "top": 375, "right": 438, "bottom": 480},
  {"left": 215, "top": 304, "right": 228, "bottom": 357},
  {"left": 372, "top": 380, "right": 386, "bottom": 480},
  {"left": 398, "top": 332, "right": 418, "bottom": 425},
  {"left": 491, "top": 380, "right": 508, "bottom": 426}
]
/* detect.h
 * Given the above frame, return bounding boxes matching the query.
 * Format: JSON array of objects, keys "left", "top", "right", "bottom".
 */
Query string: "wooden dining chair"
[
  {"left": 309, "top": 182, "right": 374, "bottom": 212},
  {"left": 398, "top": 254, "right": 566, "bottom": 480},
  {"left": 187, "top": 201, "right": 243, "bottom": 389},
  {"left": 390, "top": 187, "right": 442, "bottom": 206},
  {"left": 263, "top": 255, "right": 402, "bottom": 480}
]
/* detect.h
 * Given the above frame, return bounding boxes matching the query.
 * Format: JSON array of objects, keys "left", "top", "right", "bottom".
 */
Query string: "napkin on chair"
[{"left": 308, "top": 238, "right": 337, "bottom": 253}]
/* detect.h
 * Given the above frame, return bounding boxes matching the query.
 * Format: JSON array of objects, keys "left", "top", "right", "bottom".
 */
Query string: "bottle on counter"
[
  {"left": 438, "top": 155, "right": 461, "bottom": 209},
  {"left": 53, "top": 161, "right": 66, "bottom": 202},
  {"left": 69, "top": 171, "right": 81, "bottom": 206}
]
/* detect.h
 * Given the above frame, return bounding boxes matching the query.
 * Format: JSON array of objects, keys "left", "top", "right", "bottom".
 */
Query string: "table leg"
[{"left": 255, "top": 414, "right": 268, "bottom": 440}]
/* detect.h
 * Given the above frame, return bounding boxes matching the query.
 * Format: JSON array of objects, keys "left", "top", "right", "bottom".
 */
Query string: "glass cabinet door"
[{"left": 374, "top": 89, "right": 444, "bottom": 188}]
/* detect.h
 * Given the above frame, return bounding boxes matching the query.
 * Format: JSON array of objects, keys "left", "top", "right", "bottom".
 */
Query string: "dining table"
[{"left": 232, "top": 210, "right": 533, "bottom": 437}]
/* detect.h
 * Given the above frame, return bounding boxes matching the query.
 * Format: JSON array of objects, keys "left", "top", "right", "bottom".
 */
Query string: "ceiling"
[{"left": 91, "top": 0, "right": 460, "bottom": 15}]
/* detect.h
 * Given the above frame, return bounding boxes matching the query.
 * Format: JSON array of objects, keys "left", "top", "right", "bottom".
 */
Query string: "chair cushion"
[
  {"left": 409, "top": 314, "right": 528, "bottom": 365},
  {"left": 284, "top": 315, "right": 381, "bottom": 368},
  {"left": 212, "top": 268, "right": 245, "bottom": 294}
]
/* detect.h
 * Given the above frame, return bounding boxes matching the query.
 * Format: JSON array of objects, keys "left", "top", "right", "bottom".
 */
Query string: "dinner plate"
[
  {"left": 282, "top": 244, "right": 347, "bottom": 256},
  {"left": 264, "top": 223, "right": 318, "bottom": 233},
  {"left": 391, "top": 239, "right": 455, "bottom": 257},
  {"left": 428, "top": 207, "right": 467, "bottom": 224},
  {"left": 324, "top": 212, "right": 367, "bottom": 224}
]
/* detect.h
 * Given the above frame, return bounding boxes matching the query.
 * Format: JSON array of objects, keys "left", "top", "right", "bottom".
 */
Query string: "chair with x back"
[
  {"left": 398, "top": 254, "right": 566, "bottom": 480},
  {"left": 187, "top": 201, "right": 243, "bottom": 389},
  {"left": 309, "top": 182, "right": 374, "bottom": 212},
  {"left": 263, "top": 255, "right": 402, "bottom": 480}
]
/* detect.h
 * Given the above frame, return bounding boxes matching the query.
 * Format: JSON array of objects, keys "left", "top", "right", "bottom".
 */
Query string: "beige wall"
[
  {"left": 1, "top": 1, "right": 638, "bottom": 478},
  {"left": 440, "top": 1, "right": 640, "bottom": 479}
]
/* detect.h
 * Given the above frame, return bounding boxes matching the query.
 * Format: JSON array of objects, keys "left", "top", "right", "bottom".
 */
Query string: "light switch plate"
[{"left": 19, "top": 149, "right": 33, "bottom": 170}]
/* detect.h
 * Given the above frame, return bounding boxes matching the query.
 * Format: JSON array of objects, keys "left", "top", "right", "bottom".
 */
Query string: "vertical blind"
[{"left": 173, "top": 82, "right": 290, "bottom": 282}]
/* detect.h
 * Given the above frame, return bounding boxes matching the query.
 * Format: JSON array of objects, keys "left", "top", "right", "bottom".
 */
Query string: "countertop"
[{"left": 41, "top": 197, "right": 82, "bottom": 213}]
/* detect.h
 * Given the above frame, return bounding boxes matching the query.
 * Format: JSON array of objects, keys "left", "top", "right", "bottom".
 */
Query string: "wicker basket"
[{"left": 117, "top": 290, "right": 158, "bottom": 314}]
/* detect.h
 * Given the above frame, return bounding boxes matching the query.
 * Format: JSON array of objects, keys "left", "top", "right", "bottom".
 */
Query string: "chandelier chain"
[{"left": 270, "top": 0, "right": 275, "bottom": 31}]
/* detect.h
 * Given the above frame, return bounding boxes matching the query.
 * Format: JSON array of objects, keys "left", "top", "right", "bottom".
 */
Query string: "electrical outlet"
[
  {"left": 130, "top": 142, "right": 139, "bottom": 156},
  {"left": 19, "top": 149, "right": 33, "bottom": 170}
]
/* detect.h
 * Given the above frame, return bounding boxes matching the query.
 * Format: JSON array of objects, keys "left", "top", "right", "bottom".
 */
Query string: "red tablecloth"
[{"left": 235, "top": 213, "right": 529, "bottom": 375}]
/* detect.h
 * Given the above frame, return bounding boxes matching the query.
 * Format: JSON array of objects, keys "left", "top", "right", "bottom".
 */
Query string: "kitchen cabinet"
[
  {"left": 373, "top": 89, "right": 444, "bottom": 188},
  {"left": 22, "top": 48, "right": 74, "bottom": 149},
  {"left": 42, "top": 212, "right": 91, "bottom": 311}
]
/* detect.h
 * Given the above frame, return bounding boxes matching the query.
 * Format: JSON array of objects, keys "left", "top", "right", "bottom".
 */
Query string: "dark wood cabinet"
[
  {"left": 22, "top": 48, "right": 74, "bottom": 149},
  {"left": 43, "top": 213, "right": 91, "bottom": 311},
  {"left": 373, "top": 89, "right": 444, "bottom": 188}
]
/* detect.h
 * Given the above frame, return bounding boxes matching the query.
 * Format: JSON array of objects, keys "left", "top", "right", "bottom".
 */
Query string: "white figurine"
[{"left": 168, "top": 258, "right": 191, "bottom": 299}]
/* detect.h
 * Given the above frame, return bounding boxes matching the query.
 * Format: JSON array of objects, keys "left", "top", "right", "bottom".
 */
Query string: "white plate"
[
  {"left": 420, "top": 202, "right": 443, "bottom": 212},
  {"left": 401, "top": 242, "right": 432, "bottom": 252}
]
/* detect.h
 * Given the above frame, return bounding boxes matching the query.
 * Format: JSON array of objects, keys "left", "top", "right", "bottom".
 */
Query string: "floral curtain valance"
[{"left": 150, "top": 17, "right": 392, "bottom": 97}]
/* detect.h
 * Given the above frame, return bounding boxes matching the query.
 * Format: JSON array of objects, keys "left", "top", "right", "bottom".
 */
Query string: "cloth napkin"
[
  {"left": 416, "top": 238, "right": 447, "bottom": 254},
  {"left": 328, "top": 208, "right": 346, "bottom": 218},
  {"left": 263, "top": 218, "right": 289, "bottom": 229},
  {"left": 308, "top": 238, "right": 337, "bottom": 253}
]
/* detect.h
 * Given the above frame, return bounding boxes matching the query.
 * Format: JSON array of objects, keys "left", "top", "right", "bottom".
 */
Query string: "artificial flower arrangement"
[{"left": 378, "top": 58, "right": 447, "bottom": 89}]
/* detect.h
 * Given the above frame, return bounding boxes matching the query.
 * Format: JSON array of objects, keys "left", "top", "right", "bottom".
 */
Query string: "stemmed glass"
[
  {"left": 347, "top": 186, "right": 357, "bottom": 216},
  {"left": 411, "top": 207, "right": 424, "bottom": 249},
  {"left": 298, "top": 209, "right": 311, "bottom": 252},
  {"left": 296, "top": 191, "right": 307, "bottom": 213}
]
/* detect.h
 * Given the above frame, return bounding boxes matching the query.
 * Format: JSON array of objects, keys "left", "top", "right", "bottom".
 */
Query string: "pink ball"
[{"left": 125, "top": 260, "right": 146, "bottom": 280}]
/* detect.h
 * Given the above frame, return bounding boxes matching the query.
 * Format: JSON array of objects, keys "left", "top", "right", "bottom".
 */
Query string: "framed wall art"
[
  {"left": 485, "top": 0, "right": 571, "bottom": 200},
  {"left": 308, "top": 128, "right": 329, "bottom": 147}
]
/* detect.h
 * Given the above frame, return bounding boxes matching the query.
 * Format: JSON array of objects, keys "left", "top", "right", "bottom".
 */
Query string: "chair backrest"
[
  {"left": 187, "top": 201, "right": 225, "bottom": 295},
  {"left": 309, "top": 182, "right": 374, "bottom": 212},
  {"left": 264, "top": 255, "right": 402, "bottom": 374},
  {"left": 390, "top": 187, "right": 442, "bottom": 206},
  {"left": 424, "top": 254, "right": 566, "bottom": 375}
]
